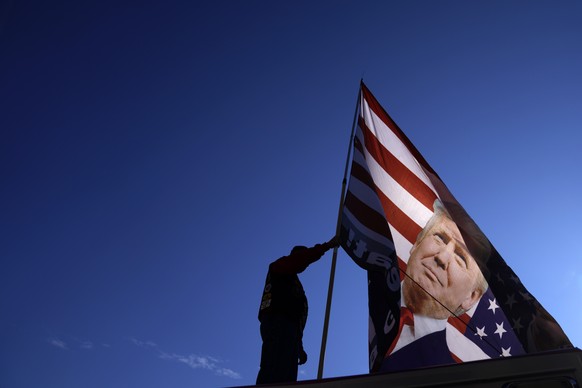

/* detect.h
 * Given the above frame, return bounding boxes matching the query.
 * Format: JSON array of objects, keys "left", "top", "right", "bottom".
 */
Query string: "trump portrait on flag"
[{"left": 380, "top": 199, "right": 488, "bottom": 372}]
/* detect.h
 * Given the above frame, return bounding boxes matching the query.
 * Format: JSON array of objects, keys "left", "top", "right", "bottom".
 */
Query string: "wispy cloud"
[
  {"left": 47, "top": 334, "right": 107, "bottom": 351},
  {"left": 48, "top": 338, "right": 68, "bottom": 350},
  {"left": 130, "top": 338, "right": 157, "bottom": 348},
  {"left": 130, "top": 338, "right": 242, "bottom": 379},
  {"left": 162, "top": 353, "right": 242, "bottom": 379}
]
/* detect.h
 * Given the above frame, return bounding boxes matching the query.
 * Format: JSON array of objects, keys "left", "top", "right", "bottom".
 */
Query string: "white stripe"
[
  {"left": 352, "top": 139, "right": 367, "bottom": 166},
  {"left": 353, "top": 136, "right": 426, "bottom": 262},
  {"left": 363, "top": 146, "right": 434, "bottom": 229},
  {"left": 354, "top": 140, "right": 434, "bottom": 240},
  {"left": 387, "top": 224, "right": 413, "bottom": 264},
  {"left": 446, "top": 325, "right": 490, "bottom": 361},
  {"left": 347, "top": 173, "right": 387, "bottom": 217},
  {"left": 351, "top": 144, "right": 413, "bottom": 261},
  {"left": 361, "top": 98, "right": 436, "bottom": 192}
]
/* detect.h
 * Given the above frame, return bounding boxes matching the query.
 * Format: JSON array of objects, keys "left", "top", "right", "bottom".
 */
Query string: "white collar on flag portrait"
[{"left": 392, "top": 290, "right": 448, "bottom": 354}]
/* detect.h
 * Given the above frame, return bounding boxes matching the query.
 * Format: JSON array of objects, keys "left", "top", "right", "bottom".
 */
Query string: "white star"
[
  {"left": 500, "top": 347, "right": 512, "bottom": 357},
  {"left": 495, "top": 322, "right": 507, "bottom": 339},
  {"left": 512, "top": 317, "right": 524, "bottom": 334},
  {"left": 488, "top": 298, "right": 499, "bottom": 314},
  {"left": 474, "top": 326, "right": 488, "bottom": 339},
  {"left": 505, "top": 294, "right": 517, "bottom": 309}
]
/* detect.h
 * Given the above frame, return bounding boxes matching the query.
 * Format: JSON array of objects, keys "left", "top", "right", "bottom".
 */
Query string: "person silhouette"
[{"left": 256, "top": 236, "right": 337, "bottom": 385}]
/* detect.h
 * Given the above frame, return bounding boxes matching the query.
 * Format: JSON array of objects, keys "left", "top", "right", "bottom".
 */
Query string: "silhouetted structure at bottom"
[{"left": 250, "top": 347, "right": 582, "bottom": 387}]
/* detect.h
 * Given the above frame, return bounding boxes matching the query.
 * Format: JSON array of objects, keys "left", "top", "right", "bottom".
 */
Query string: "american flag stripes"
[{"left": 339, "top": 82, "right": 571, "bottom": 373}]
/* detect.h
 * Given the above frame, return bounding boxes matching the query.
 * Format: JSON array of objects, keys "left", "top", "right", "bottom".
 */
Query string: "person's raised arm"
[{"left": 270, "top": 236, "right": 338, "bottom": 274}]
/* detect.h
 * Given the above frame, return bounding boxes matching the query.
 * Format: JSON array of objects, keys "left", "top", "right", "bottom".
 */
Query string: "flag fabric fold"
[{"left": 339, "top": 82, "right": 571, "bottom": 373}]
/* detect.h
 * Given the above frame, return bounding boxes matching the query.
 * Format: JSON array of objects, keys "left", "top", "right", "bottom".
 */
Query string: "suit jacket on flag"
[{"left": 381, "top": 329, "right": 455, "bottom": 372}]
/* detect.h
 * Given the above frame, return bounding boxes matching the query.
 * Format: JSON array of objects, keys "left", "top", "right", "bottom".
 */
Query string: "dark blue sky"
[{"left": 2, "top": 1, "right": 581, "bottom": 387}]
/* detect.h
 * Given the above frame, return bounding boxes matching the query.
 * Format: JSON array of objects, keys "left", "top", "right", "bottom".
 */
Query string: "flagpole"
[{"left": 317, "top": 80, "right": 362, "bottom": 380}]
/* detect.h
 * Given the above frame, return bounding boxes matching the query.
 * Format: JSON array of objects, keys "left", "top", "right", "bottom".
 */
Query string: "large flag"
[{"left": 339, "top": 82, "right": 572, "bottom": 373}]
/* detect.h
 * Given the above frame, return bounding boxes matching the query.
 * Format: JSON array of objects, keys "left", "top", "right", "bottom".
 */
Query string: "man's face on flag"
[{"left": 403, "top": 213, "right": 483, "bottom": 319}]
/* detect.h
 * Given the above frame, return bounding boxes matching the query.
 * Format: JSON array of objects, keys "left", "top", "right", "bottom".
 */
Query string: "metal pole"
[{"left": 317, "top": 81, "right": 362, "bottom": 379}]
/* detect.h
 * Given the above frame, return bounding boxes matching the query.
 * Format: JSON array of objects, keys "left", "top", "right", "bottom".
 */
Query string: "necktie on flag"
[{"left": 339, "top": 81, "right": 572, "bottom": 373}]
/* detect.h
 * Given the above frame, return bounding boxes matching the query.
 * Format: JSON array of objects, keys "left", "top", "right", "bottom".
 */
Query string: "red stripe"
[
  {"left": 350, "top": 161, "right": 376, "bottom": 192},
  {"left": 346, "top": 155, "right": 422, "bottom": 243},
  {"left": 381, "top": 189, "right": 422, "bottom": 245},
  {"left": 344, "top": 191, "right": 392, "bottom": 238},
  {"left": 350, "top": 153, "right": 424, "bottom": 246},
  {"left": 361, "top": 82, "right": 441, "bottom": 180},
  {"left": 349, "top": 158, "right": 422, "bottom": 254},
  {"left": 447, "top": 313, "right": 470, "bottom": 335},
  {"left": 349, "top": 162, "right": 419, "bottom": 272},
  {"left": 351, "top": 156, "right": 422, "bottom": 245},
  {"left": 450, "top": 352, "right": 462, "bottom": 364},
  {"left": 360, "top": 117, "right": 437, "bottom": 212},
  {"left": 354, "top": 135, "right": 364, "bottom": 155}
]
